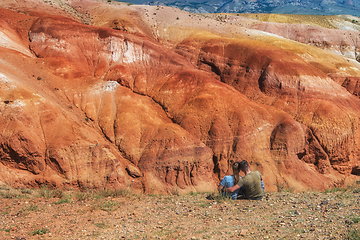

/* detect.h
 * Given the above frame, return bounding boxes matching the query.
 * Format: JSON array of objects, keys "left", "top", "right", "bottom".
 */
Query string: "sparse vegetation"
[
  {"left": 91, "top": 199, "right": 119, "bottom": 212},
  {"left": 236, "top": 13, "right": 337, "bottom": 29},
  {"left": 275, "top": 182, "right": 295, "bottom": 193},
  {"left": 21, "top": 203, "right": 39, "bottom": 215},
  {"left": 31, "top": 228, "right": 48, "bottom": 236},
  {"left": 0, "top": 185, "right": 359, "bottom": 239},
  {"left": 75, "top": 190, "right": 92, "bottom": 201},
  {"left": 54, "top": 196, "right": 72, "bottom": 205},
  {"left": 325, "top": 186, "right": 348, "bottom": 193},
  {"left": 94, "top": 222, "right": 108, "bottom": 229},
  {"left": 20, "top": 188, "right": 32, "bottom": 195},
  {"left": 169, "top": 187, "right": 180, "bottom": 196},
  {"left": 346, "top": 229, "right": 360, "bottom": 240},
  {"left": 94, "top": 188, "right": 133, "bottom": 198},
  {"left": 205, "top": 192, "right": 232, "bottom": 203},
  {"left": 0, "top": 188, "right": 26, "bottom": 199},
  {"left": 1, "top": 205, "right": 11, "bottom": 215},
  {"left": 38, "top": 186, "right": 64, "bottom": 199},
  {"left": 351, "top": 216, "right": 360, "bottom": 224}
]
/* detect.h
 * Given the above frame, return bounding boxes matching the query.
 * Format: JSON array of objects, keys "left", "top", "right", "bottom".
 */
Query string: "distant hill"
[{"left": 119, "top": 0, "right": 360, "bottom": 16}]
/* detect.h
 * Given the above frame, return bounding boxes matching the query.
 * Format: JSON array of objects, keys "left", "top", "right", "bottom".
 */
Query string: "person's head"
[
  {"left": 239, "top": 160, "right": 250, "bottom": 173},
  {"left": 232, "top": 161, "right": 240, "bottom": 184}
]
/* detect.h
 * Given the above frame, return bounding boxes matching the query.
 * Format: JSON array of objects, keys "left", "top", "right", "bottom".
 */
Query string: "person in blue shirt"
[{"left": 217, "top": 162, "right": 241, "bottom": 200}]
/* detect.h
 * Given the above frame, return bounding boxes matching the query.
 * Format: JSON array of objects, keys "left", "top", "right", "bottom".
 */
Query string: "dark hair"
[
  {"left": 239, "top": 160, "right": 249, "bottom": 172},
  {"left": 232, "top": 162, "right": 240, "bottom": 184}
]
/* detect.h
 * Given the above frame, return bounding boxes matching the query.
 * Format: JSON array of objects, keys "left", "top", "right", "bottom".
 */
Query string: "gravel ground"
[{"left": 0, "top": 186, "right": 359, "bottom": 239}]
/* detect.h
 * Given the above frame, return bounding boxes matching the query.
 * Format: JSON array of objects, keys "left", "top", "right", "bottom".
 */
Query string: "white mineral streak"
[
  {"left": 0, "top": 70, "right": 43, "bottom": 105},
  {"left": 0, "top": 72, "right": 18, "bottom": 91},
  {"left": 29, "top": 32, "right": 45, "bottom": 43},
  {"left": 257, "top": 123, "right": 271, "bottom": 133},
  {"left": 88, "top": 81, "right": 118, "bottom": 94},
  {"left": 331, "top": 19, "right": 360, "bottom": 31},
  {"left": 0, "top": 72, "right": 10, "bottom": 83},
  {"left": 108, "top": 37, "right": 123, "bottom": 62},
  {"left": 104, "top": 81, "right": 118, "bottom": 92},
  {"left": 29, "top": 32, "right": 71, "bottom": 53},
  {"left": 10, "top": 100, "right": 26, "bottom": 107},
  {"left": 50, "top": 38, "right": 69, "bottom": 52},
  {"left": 247, "top": 28, "right": 286, "bottom": 39},
  {"left": 299, "top": 75, "right": 350, "bottom": 97},
  {"left": 0, "top": 30, "right": 33, "bottom": 57},
  {"left": 123, "top": 41, "right": 146, "bottom": 64},
  {"left": 273, "top": 73, "right": 348, "bottom": 96},
  {"left": 106, "top": 37, "right": 150, "bottom": 64},
  {"left": 237, "top": 123, "right": 272, "bottom": 142}
]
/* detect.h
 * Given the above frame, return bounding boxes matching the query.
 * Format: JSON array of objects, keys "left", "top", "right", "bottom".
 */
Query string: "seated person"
[
  {"left": 217, "top": 162, "right": 241, "bottom": 200},
  {"left": 226, "top": 160, "right": 264, "bottom": 200}
]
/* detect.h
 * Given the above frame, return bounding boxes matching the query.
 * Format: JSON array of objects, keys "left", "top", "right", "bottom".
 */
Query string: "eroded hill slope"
[{"left": 0, "top": 0, "right": 359, "bottom": 192}]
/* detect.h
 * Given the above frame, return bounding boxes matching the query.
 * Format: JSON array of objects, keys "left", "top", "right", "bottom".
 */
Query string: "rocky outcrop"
[
  {"left": 0, "top": 10, "right": 216, "bottom": 193},
  {"left": 341, "top": 77, "right": 360, "bottom": 96},
  {"left": 175, "top": 33, "right": 360, "bottom": 182}
]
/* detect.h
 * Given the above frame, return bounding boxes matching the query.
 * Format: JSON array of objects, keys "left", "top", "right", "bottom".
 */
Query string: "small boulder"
[{"left": 126, "top": 165, "right": 142, "bottom": 178}]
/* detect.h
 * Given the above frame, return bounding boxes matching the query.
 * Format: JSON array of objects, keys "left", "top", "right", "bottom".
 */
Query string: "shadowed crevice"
[{"left": 199, "top": 59, "right": 221, "bottom": 77}]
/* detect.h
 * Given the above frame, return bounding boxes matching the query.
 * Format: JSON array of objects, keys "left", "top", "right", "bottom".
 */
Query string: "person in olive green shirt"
[{"left": 226, "top": 160, "right": 264, "bottom": 200}]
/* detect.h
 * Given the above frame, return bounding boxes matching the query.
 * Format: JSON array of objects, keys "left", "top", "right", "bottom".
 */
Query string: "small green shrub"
[
  {"left": 94, "top": 222, "right": 108, "bottom": 229},
  {"left": 21, "top": 204, "right": 39, "bottom": 215},
  {"left": 97, "top": 200, "right": 118, "bottom": 212},
  {"left": 0, "top": 185, "right": 10, "bottom": 190},
  {"left": 188, "top": 191, "right": 198, "bottom": 196},
  {"left": 275, "top": 182, "right": 293, "bottom": 193},
  {"left": 0, "top": 190, "right": 20, "bottom": 199},
  {"left": 351, "top": 217, "right": 360, "bottom": 224},
  {"left": 0, "top": 187, "right": 28, "bottom": 199},
  {"left": 199, "top": 202, "right": 211, "bottom": 208},
  {"left": 206, "top": 192, "right": 231, "bottom": 203},
  {"left": 1, "top": 205, "right": 11, "bottom": 215},
  {"left": 346, "top": 229, "right": 360, "bottom": 240},
  {"left": 24, "top": 204, "right": 38, "bottom": 212},
  {"left": 38, "top": 186, "right": 63, "bottom": 199},
  {"left": 75, "top": 191, "right": 92, "bottom": 201},
  {"left": 20, "top": 188, "right": 33, "bottom": 195},
  {"left": 38, "top": 186, "right": 53, "bottom": 199},
  {"left": 94, "top": 188, "right": 132, "bottom": 198},
  {"left": 52, "top": 189, "right": 64, "bottom": 198},
  {"left": 31, "top": 228, "right": 48, "bottom": 236},
  {"left": 325, "top": 187, "right": 347, "bottom": 193},
  {"left": 169, "top": 188, "right": 180, "bottom": 196},
  {"left": 54, "top": 196, "right": 72, "bottom": 205}
]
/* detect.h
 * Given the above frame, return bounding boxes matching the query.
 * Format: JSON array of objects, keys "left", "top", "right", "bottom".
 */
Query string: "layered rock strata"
[{"left": 0, "top": 0, "right": 359, "bottom": 192}]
